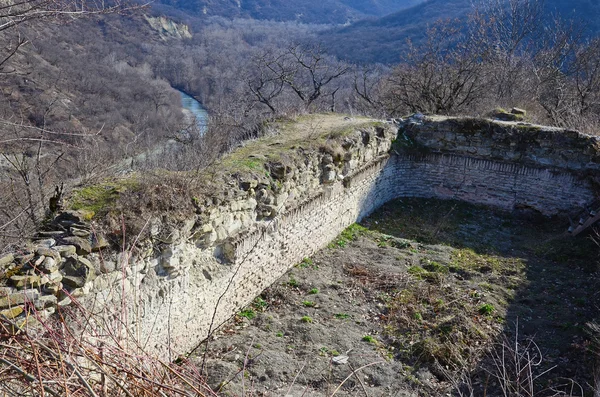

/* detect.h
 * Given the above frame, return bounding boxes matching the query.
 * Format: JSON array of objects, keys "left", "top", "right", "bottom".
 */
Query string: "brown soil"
[{"left": 194, "top": 198, "right": 600, "bottom": 396}]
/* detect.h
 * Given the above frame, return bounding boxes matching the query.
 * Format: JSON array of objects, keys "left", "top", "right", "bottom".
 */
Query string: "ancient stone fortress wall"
[
  {"left": 394, "top": 116, "right": 600, "bottom": 214},
  {"left": 1, "top": 116, "right": 598, "bottom": 356}
]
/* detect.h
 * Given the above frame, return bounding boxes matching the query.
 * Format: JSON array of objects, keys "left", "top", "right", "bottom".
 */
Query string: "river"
[
  {"left": 179, "top": 90, "right": 208, "bottom": 134},
  {"left": 115, "top": 89, "right": 209, "bottom": 172}
]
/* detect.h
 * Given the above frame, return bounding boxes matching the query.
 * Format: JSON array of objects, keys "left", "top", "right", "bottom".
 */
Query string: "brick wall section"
[{"left": 389, "top": 154, "right": 592, "bottom": 214}]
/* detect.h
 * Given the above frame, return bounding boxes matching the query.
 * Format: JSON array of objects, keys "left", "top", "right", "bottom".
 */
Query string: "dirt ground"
[{"left": 193, "top": 198, "right": 600, "bottom": 397}]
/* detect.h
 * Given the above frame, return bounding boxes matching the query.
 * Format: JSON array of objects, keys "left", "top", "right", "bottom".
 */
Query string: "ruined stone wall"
[
  {"left": 388, "top": 154, "right": 593, "bottom": 215},
  {"left": 1, "top": 116, "right": 599, "bottom": 356},
  {"left": 403, "top": 116, "right": 600, "bottom": 171},
  {"left": 132, "top": 156, "right": 399, "bottom": 354}
]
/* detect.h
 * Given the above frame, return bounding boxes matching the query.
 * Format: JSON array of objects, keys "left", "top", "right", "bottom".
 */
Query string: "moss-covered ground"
[{"left": 219, "top": 113, "right": 383, "bottom": 174}]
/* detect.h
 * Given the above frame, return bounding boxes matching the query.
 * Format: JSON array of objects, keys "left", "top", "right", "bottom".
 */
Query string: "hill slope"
[
  {"left": 320, "top": 0, "right": 600, "bottom": 64},
  {"left": 155, "top": 0, "right": 425, "bottom": 24}
]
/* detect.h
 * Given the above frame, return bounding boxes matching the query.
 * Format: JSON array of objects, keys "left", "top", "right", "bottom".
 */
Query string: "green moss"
[
  {"left": 515, "top": 124, "right": 542, "bottom": 132},
  {"left": 328, "top": 121, "right": 384, "bottom": 140},
  {"left": 69, "top": 178, "right": 139, "bottom": 216},
  {"left": 219, "top": 114, "right": 381, "bottom": 176},
  {"left": 341, "top": 223, "right": 368, "bottom": 240},
  {"left": 450, "top": 248, "right": 524, "bottom": 275},
  {"left": 422, "top": 260, "right": 448, "bottom": 273},
  {"left": 478, "top": 303, "right": 495, "bottom": 316},
  {"left": 328, "top": 223, "right": 369, "bottom": 249},
  {"left": 407, "top": 265, "right": 428, "bottom": 278},
  {"left": 239, "top": 309, "right": 256, "bottom": 319},
  {"left": 298, "top": 257, "right": 315, "bottom": 269},
  {"left": 230, "top": 158, "right": 265, "bottom": 171},
  {"left": 362, "top": 335, "right": 376, "bottom": 343},
  {"left": 1, "top": 265, "right": 23, "bottom": 282}
]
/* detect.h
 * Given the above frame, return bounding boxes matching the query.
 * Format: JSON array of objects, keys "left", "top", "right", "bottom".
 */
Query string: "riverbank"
[{"left": 179, "top": 89, "right": 208, "bottom": 134}]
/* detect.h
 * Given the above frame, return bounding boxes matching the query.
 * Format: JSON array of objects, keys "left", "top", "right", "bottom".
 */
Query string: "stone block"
[
  {"left": 35, "top": 239, "right": 56, "bottom": 248},
  {"left": 53, "top": 210, "right": 92, "bottom": 226},
  {"left": 62, "top": 256, "right": 96, "bottom": 286},
  {"left": 99, "top": 259, "right": 117, "bottom": 274},
  {"left": 0, "top": 306, "right": 24, "bottom": 319},
  {"left": 57, "top": 297, "right": 72, "bottom": 307},
  {"left": 91, "top": 233, "right": 110, "bottom": 252},
  {"left": 42, "top": 281, "right": 62, "bottom": 295},
  {"left": 34, "top": 295, "right": 57, "bottom": 310},
  {"left": 61, "top": 237, "right": 92, "bottom": 255},
  {"left": 40, "top": 257, "right": 58, "bottom": 273},
  {"left": 54, "top": 245, "right": 77, "bottom": 257},
  {"left": 10, "top": 275, "right": 41, "bottom": 289},
  {"left": 14, "top": 253, "right": 34, "bottom": 265},
  {"left": 0, "top": 253, "right": 14, "bottom": 267},
  {"left": 71, "top": 227, "right": 91, "bottom": 238},
  {"left": 0, "top": 289, "right": 39, "bottom": 309},
  {"left": 63, "top": 276, "right": 86, "bottom": 289}
]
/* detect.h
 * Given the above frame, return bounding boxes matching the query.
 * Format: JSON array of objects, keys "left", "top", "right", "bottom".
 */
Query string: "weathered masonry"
[{"left": 1, "top": 115, "right": 598, "bottom": 355}]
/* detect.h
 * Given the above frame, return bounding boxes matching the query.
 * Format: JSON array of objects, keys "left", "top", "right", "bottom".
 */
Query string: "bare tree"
[
  {"left": 0, "top": 0, "right": 136, "bottom": 72},
  {"left": 246, "top": 50, "right": 290, "bottom": 114},
  {"left": 0, "top": 0, "right": 140, "bottom": 249},
  {"left": 244, "top": 44, "right": 351, "bottom": 114},
  {"left": 537, "top": 37, "right": 600, "bottom": 130},
  {"left": 283, "top": 44, "right": 350, "bottom": 109},
  {"left": 352, "top": 65, "right": 390, "bottom": 117},
  {"left": 381, "top": 20, "right": 491, "bottom": 115}
]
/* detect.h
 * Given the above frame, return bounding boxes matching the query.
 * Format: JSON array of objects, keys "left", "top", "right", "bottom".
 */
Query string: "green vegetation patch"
[
  {"left": 238, "top": 309, "right": 256, "bottom": 320},
  {"left": 450, "top": 248, "right": 525, "bottom": 276},
  {"left": 328, "top": 223, "right": 369, "bottom": 248},
  {"left": 218, "top": 114, "right": 381, "bottom": 177},
  {"left": 300, "top": 315, "right": 313, "bottom": 323},
  {"left": 69, "top": 178, "right": 139, "bottom": 216},
  {"left": 362, "top": 335, "right": 377, "bottom": 343}
]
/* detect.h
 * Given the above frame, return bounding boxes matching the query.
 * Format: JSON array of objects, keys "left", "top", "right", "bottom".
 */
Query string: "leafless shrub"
[
  {"left": 0, "top": 296, "right": 217, "bottom": 397},
  {"left": 440, "top": 325, "right": 584, "bottom": 397},
  {"left": 372, "top": 0, "right": 600, "bottom": 134}
]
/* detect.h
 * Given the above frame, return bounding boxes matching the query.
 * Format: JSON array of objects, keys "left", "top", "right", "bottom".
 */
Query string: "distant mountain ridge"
[
  {"left": 320, "top": 0, "right": 600, "bottom": 64},
  {"left": 155, "top": 0, "right": 424, "bottom": 24}
]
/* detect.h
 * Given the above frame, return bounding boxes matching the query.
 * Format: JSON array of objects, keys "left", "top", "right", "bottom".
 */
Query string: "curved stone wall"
[
  {"left": 389, "top": 153, "right": 592, "bottom": 215},
  {"left": 1, "top": 116, "right": 598, "bottom": 356}
]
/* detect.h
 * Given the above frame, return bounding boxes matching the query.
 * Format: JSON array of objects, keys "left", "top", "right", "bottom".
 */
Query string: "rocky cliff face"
[
  {"left": 1, "top": 115, "right": 598, "bottom": 356},
  {"left": 144, "top": 15, "right": 192, "bottom": 40}
]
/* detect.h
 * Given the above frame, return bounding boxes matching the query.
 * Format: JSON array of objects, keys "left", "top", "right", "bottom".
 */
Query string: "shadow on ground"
[{"left": 363, "top": 198, "right": 600, "bottom": 395}]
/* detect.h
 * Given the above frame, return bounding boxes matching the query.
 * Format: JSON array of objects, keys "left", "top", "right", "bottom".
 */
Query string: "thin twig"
[{"left": 329, "top": 361, "right": 385, "bottom": 397}]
